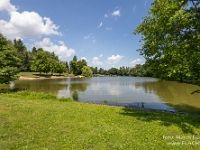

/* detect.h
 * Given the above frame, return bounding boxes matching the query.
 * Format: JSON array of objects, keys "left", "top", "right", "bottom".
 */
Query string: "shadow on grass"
[
  {"left": 0, "top": 88, "right": 26, "bottom": 93},
  {"left": 120, "top": 104, "right": 200, "bottom": 134}
]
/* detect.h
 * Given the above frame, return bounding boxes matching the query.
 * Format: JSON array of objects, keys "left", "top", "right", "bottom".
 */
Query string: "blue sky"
[{"left": 0, "top": 0, "right": 153, "bottom": 69}]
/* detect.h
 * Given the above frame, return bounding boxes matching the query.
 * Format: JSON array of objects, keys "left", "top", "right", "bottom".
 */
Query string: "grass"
[{"left": 1, "top": 91, "right": 200, "bottom": 149}]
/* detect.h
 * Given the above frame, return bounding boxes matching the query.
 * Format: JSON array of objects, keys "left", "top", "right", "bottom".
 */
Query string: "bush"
[{"left": 72, "top": 91, "right": 78, "bottom": 101}]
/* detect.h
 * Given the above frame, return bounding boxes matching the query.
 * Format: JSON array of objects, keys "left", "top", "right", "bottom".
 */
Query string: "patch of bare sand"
[{"left": 18, "top": 75, "right": 84, "bottom": 80}]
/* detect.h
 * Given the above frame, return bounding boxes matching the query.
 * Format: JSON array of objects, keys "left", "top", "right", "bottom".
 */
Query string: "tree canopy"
[
  {"left": 81, "top": 66, "right": 93, "bottom": 77},
  {"left": 0, "top": 33, "right": 20, "bottom": 84},
  {"left": 134, "top": 0, "right": 200, "bottom": 85}
]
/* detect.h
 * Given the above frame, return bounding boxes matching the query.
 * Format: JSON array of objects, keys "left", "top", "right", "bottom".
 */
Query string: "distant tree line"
[
  {"left": 0, "top": 33, "right": 94, "bottom": 84},
  {"left": 90, "top": 64, "right": 152, "bottom": 77},
  {"left": 10, "top": 37, "right": 94, "bottom": 76}
]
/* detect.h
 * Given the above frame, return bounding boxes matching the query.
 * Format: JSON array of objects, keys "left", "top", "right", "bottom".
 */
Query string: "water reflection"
[
  {"left": 12, "top": 79, "right": 69, "bottom": 95},
  {"left": 3, "top": 76, "right": 200, "bottom": 114},
  {"left": 139, "top": 81, "right": 200, "bottom": 114}
]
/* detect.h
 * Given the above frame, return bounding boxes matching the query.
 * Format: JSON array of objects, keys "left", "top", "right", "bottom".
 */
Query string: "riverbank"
[
  {"left": 18, "top": 72, "right": 84, "bottom": 80},
  {"left": 1, "top": 91, "right": 200, "bottom": 149},
  {"left": 18, "top": 75, "right": 84, "bottom": 80}
]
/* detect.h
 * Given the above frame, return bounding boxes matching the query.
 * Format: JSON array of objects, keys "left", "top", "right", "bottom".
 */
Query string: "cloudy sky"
[{"left": 0, "top": 0, "right": 153, "bottom": 69}]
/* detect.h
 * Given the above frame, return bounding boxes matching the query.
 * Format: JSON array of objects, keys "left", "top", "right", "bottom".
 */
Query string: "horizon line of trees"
[
  {"left": 1, "top": 32, "right": 149, "bottom": 77},
  {"left": 90, "top": 64, "right": 152, "bottom": 77}
]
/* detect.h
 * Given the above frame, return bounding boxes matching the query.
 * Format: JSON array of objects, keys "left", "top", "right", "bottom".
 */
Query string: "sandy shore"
[{"left": 19, "top": 75, "right": 84, "bottom": 80}]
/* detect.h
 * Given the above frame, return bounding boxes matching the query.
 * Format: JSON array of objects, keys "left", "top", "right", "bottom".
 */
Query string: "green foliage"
[
  {"left": 0, "top": 33, "right": 20, "bottom": 84},
  {"left": 31, "top": 48, "right": 67, "bottom": 75},
  {"left": 81, "top": 66, "right": 93, "bottom": 77},
  {"left": 72, "top": 91, "right": 78, "bottom": 100},
  {"left": 13, "top": 39, "right": 28, "bottom": 71},
  {"left": 70, "top": 56, "right": 87, "bottom": 75},
  {"left": 3, "top": 90, "right": 74, "bottom": 102},
  {"left": 56, "top": 62, "right": 67, "bottom": 75},
  {"left": 65, "top": 61, "right": 69, "bottom": 73},
  {"left": 59, "top": 97, "right": 73, "bottom": 102},
  {"left": 99, "top": 67, "right": 105, "bottom": 74},
  {"left": 4, "top": 90, "right": 57, "bottom": 99},
  {"left": 31, "top": 49, "right": 49, "bottom": 73},
  {"left": 108, "top": 67, "right": 118, "bottom": 75},
  {"left": 134, "top": 0, "right": 200, "bottom": 84},
  {"left": 90, "top": 65, "right": 150, "bottom": 77}
]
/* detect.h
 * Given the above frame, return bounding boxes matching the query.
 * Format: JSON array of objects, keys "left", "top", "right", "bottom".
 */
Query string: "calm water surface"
[{"left": 4, "top": 76, "right": 200, "bottom": 114}]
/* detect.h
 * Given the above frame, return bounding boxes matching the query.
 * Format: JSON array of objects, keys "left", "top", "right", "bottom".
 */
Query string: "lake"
[{"left": 4, "top": 76, "right": 200, "bottom": 114}]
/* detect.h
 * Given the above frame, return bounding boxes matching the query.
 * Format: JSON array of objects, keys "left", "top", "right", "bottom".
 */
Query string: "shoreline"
[{"left": 18, "top": 75, "right": 84, "bottom": 80}]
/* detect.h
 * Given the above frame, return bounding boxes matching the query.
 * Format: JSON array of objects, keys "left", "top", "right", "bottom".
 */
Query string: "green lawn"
[{"left": 0, "top": 91, "right": 200, "bottom": 149}]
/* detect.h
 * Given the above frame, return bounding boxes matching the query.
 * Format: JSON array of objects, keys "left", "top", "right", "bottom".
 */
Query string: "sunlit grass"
[{"left": 0, "top": 91, "right": 200, "bottom": 149}]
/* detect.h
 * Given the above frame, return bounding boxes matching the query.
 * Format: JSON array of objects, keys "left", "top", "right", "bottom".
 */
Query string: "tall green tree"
[
  {"left": 31, "top": 49, "right": 49, "bottom": 74},
  {"left": 69, "top": 56, "right": 87, "bottom": 75},
  {"left": 134, "top": 0, "right": 200, "bottom": 84},
  {"left": 0, "top": 33, "right": 20, "bottom": 84},
  {"left": 76, "top": 59, "right": 87, "bottom": 75},
  {"left": 65, "top": 61, "right": 69, "bottom": 73},
  {"left": 13, "top": 39, "right": 28, "bottom": 71},
  {"left": 99, "top": 68, "right": 105, "bottom": 74}
]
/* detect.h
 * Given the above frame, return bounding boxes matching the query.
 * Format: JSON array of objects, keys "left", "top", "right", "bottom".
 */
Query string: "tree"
[
  {"left": 81, "top": 66, "right": 93, "bottom": 77},
  {"left": 108, "top": 67, "right": 118, "bottom": 75},
  {"left": 31, "top": 49, "right": 49, "bottom": 74},
  {"left": 32, "top": 47, "right": 37, "bottom": 53},
  {"left": 56, "top": 62, "right": 67, "bottom": 75},
  {"left": 65, "top": 61, "right": 69, "bottom": 73},
  {"left": 134, "top": 0, "right": 200, "bottom": 84},
  {"left": 99, "top": 68, "right": 105, "bottom": 74},
  {"left": 13, "top": 38, "right": 28, "bottom": 71},
  {"left": 70, "top": 56, "right": 87, "bottom": 75},
  {"left": 69, "top": 60, "right": 77, "bottom": 74},
  {"left": 48, "top": 58, "right": 59, "bottom": 75},
  {"left": 76, "top": 59, "right": 87, "bottom": 75},
  {"left": 0, "top": 33, "right": 20, "bottom": 84},
  {"left": 73, "top": 55, "right": 78, "bottom": 62}
]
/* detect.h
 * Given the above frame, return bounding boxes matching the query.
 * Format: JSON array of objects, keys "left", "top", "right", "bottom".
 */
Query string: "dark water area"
[{"left": 1, "top": 76, "right": 200, "bottom": 114}]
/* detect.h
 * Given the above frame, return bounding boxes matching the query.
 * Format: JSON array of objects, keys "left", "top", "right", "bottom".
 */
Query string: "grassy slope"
[{"left": 0, "top": 92, "right": 200, "bottom": 150}]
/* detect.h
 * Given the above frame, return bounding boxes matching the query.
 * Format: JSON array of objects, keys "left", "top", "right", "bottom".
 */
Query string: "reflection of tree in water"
[
  {"left": 138, "top": 80, "right": 200, "bottom": 114},
  {"left": 13, "top": 79, "right": 69, "bottom": 94},
  {"left": 69, "top": 83, "right": 89, "bottom": 92}
]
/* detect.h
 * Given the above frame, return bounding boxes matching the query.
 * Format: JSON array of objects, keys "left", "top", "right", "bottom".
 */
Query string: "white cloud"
[
  {"left": 81, "top": 57, "right": 88, "bottom": 61},
  {"left": 84, "top": 34, "right": 92, "bottom": 40},
  {"left": 111, "top": 10, "right": 120, "bottom": 16},
  {"left": 0, "top": 0, "right": 17, "bottom": 12},
  {"left": 130, "top": 59, "right": 142, "bottom": 66},
  {"left": 107, "top": 55, "right": 124, "bottom": 64},
  {"left": 106, "top": 27, "right": 112, "bottom": 31},
  {"left": 104, "top": 14, "right": 108, "bottom": 18},
  {"left": 0, "top": 1, "right": 61, "bottom": 39},
  {"left": 92, "top": 57, "right": 103, "bottom": 65},
  {"left": 93, "top": 40, "right": 96, "bottom": 43},
  {"left": 99, "top": 54, "right": 103, "bottom": 57},
  {"left": 34, "top": 38, "right": 75, "bottom": 60},
  {"left": 97, "top": 22, "right": 102, "bottom": 28},
  {"left": 107, "top": 85, "right": 121, "bottom": 96}
]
